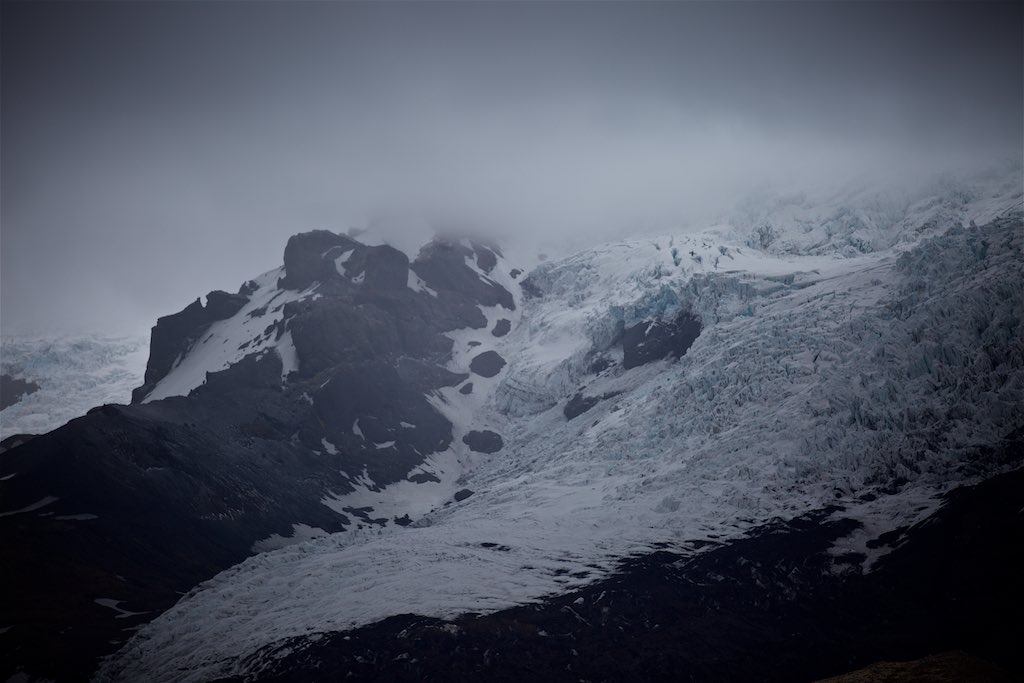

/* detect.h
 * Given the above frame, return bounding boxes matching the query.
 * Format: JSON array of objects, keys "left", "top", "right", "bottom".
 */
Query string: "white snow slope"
[
  {"left": 1, "top": 334, "right": 149, "bottom": 440},
  {"left": 99, "top": 168, "right": 1024, "bottom": 682}
]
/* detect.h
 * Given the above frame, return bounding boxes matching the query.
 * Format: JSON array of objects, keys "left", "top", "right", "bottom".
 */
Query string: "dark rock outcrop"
[
  {"left": 469, "top": 351, "right": 506, "bottom": 378},
  {"left": 564, "top": 392, "right": 600, "bottom": 420},
  {"left": 205, "top": 290, "right": 249, "bottom": 320},
  {"left": 0, "top": 433, "right": 35, "bottom": 454},
  {"left": 473, "top": 244, "right": 499, "bottom": 274},
  {"left": 131, "top": 289, "right": 257, "bottom": 402},
  {"left": 459, "top": 383, "right": 474, "bottom": 395},
  {"left": 1, "top": 374, "right": 39, "bottom": 410},
  {"left": 564, "top": 390, "right": 622, "bottom": 420},
  {"left": 519, "top": 275, "right": 543, "bottom": 299},
  {"left": 311, "top": 360, "right": 458, "bottom": 474},
  {"left": 462, "top": 430, "right": 504, "bottom": 453},
  {"left": 453, "top": 488, "right": 474, "bottom": 502},
  {"left": 491, "top": 319, "right": 511, "bottom": 337},
  {"left": 279, "top": 230, "right": 359, "bottom": 290},
  {"left": 132, "top": 298, "right": 212, "bottom": 403},
  {"left": 412, "top": 239, "right": 515, "bottom": 311},
  {"left": 622, "top": 310, "right": 701, "bottom": 369}
]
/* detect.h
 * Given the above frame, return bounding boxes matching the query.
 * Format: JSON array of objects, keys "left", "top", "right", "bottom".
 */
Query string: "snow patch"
[
  {"left": 0, "top": 495, "right": 59, "bottom": 518},
  {"left": 94, "top": 599, "right": 149, "bottom": 620},
  {"left": 144, "top": 269, "right": 317, "bottom": 402},
  {"left": 407, "top": 270, "right": 438, "bottom": 297}
]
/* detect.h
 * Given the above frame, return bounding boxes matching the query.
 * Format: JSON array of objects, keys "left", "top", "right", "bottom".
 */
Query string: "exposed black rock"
[
  {"left": 412, "top": 239, "right": 515, "bottom": 311},
  {"left": 131, "top": 287, "right": 261, "bottom": 402},
  {"left": 519, "top": 275, "right": 543, "bottom": 299},
  {"left": 0, "top": 433, "right": 35, "bottom": 454},
  {"left": 205, "top": 290, "right": 249, "bottom": 320},
  {"left": 473, "top": 244, "right": 499, "bottom": 274},
  {"left": 467, "top": 341, "right": 482, "bottom": 347},
  {"left": 588, "top": 356, "right": 615, "bottom": 374},
  {"left": 131, "top": 298, "right": 212, "bottom": 402},
  {"left": 459, "top": 383, "right": 474, "bottom": 395},
  {"left": 470, "top": 351, "right": 506, "bottom": 378},
  {"left": 311, "top": 360, "right": 456, "bottom": 471},
  {"left": 491, "top": 319, "right": 511, "bottom": 337},
  {"left": 509, "top": 268, "right": 522, "bottom": 279},
  {"left": 395, "top": 357, "right": 467, "bottom": 391},
  {"left": 283, "top": 294, "right": 452, "bottom": 379},
  {"left": 1, "top": 374, "right": 39, "bottom": 410},
  {"left": 564, "top": 392, "right": 600, "bottom": 420},
  {"left": 622, "top": 310, "right": 701, "bottom": 370},
  {"left": 279, "top": 230, "right": 359, "bottom": 290},
  {"left": 462, "top": 430, "right": 504, "bottom": 453},
  {"left": 331, "top": 243, "right": 410, "bottom": 291},
  {"left": 453, "top": 488, "right": 474, "bottom": 502},
  {"left": 0, "top": 393, "right": 353, "bottom": 682},
  {"left": 564, "top": 390, "right": 622, "bottom": 420}
]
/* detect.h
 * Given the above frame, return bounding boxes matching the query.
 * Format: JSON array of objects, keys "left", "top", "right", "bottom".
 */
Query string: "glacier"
[
  {"left": 98, "top": 168, "right": 1024, "bottom": 682},
  {"left": 0, "top": 334, "right": 149, "bottom": 440}
]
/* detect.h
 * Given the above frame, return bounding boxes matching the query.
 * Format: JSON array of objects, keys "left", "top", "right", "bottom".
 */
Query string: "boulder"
[
  {"left": 470, "top": 351, "right": 506, "bottom": 378},
  {"left": 462, "top": 430, "right": 504, "bottom": 453},
  {"left": 491, "top": 319, "right": 511, "bottom": 337}
]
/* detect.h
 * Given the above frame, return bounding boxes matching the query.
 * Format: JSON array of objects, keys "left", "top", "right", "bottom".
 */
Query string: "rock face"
[
  {"left": 0, "top": 374, "right": 39, "bottom": 410},
  {"left": 412, "top": 240, "right": 515, "bottom": 311},
  {"left": 622, "top": 310, "right": 701, "bottom": 369},
  {"left": 131, "top": 290, "right": 253, "bottom": 402},
  {"left": 279, "top": 230, "right": 359, "bottom": 290},
  {"left": 1, "top": 229, "right": 518, "bottom": 682},
  {"left": 0, "top": 433, "right": 35, "bottom": 453},
  {"left": 469, "top": 351, "right": 506, "bottom": 378},
  {"left": 204, "top": 290, "right": 249, "bottom": 320},
  {"left": 491, "top": 319, "right": 511, "bottom": 337},
  {"left": 564, "top": 390, "right": 621, "bottom": 421},
  {"left": 462, "top": 430, "right": 504, "bottom": 453}
]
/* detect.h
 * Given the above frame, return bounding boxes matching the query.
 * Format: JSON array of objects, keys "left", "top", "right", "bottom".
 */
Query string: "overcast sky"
[{"left": 2, "top": 1, "right": 1021, "bottom": 336}]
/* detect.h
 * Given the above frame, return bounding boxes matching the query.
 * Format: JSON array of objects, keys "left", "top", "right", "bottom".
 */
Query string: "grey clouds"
[{"left": 2, "top": 1, "right": 1021, "bottom": 334}]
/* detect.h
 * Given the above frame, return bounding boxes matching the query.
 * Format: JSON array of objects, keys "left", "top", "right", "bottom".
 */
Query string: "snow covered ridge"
[
  {"left": 0, "top": 334, "right": 149, "bottom": 440},
  {"left": 99, "top": 207, "right": 1024, "bottom": 682}
]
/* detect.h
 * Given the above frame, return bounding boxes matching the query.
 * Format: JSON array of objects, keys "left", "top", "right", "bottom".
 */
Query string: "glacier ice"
[{"left": 0, "top": 334, "right": 149, "bottom": 440}]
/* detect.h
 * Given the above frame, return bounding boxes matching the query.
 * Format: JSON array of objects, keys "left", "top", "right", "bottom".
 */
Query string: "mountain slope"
[
  {"left": 1, "top": 233, "right": 519, "bottom": 681},
  {"left": 98, "top": 180, "right": 1023, "bottom": 681}
]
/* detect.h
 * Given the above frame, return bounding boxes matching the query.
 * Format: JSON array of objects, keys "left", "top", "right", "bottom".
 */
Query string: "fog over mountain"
[{"left": 2, "top": 1, "right": 1021, "bottom": 333}]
